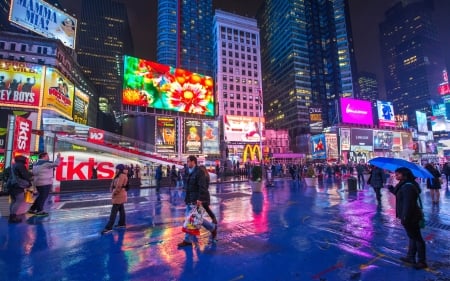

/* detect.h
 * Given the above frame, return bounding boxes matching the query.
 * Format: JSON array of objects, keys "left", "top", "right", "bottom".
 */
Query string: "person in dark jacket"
[
  {"left": 388, "top": 167, "right": 427, "bottom": 269},
  {"left": 154, "top": 165, "right": 163, "bottom": 193},
  {"left": 368, "top": 165, "right": 386, "bottom": 202},
  {"left": 425, "top": 163, "right": 441, "bottom": 204},
  {"left": 6, "top": 155, "right": 33, "bottom": 223},
  {"left": 198, "top": 165, "right": 218, "bottom": 227},
  {"left": 178, "top": 156, "right": 217, "bottom": 247}
]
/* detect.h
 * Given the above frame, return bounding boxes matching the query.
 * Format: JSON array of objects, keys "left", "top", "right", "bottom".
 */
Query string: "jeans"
[
  {"left": 357, "top": 173, "right": 365, "bottom": 187},
  {"left": 105, "top": 204, "right": 126, "bottom": 229},
  {"left": 184, "top": 204, "right": 216, "bottom": 243},
  {"left": 403, "top": 222, "right": 426, "bottom": 262},
  {"left": 9, "top": 191, "right": 24, "bottom": 215},
  {"left": 30, "top": 184, "right": 51, "bottom": 212}
]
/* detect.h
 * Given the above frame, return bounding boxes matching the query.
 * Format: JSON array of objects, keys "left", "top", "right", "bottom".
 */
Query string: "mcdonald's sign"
[{"left": 242, "top": 144, "right": 262, "bottom": 163}]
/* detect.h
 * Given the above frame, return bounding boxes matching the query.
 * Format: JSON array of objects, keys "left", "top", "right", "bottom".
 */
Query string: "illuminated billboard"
[
  {"left": 340, "top": 97, "right": 373, "bottom": 126},
  {"left": 340, "top": 128, "right": 350, "bottom": 151},
  {"left": 122, "top": 56, "right": 214, "bottom": 116},
  {"left": 309, "top": 107, "right": 323, "bottom": 133},
  {"left": 202, "top": 120, "right": 219, "bottom": 155},
  {"left": 376, "top": 100, "right": 395, "bottom": 127},
  {"left": 430, "top": 116, "right": 450, "bottom": 132},
  {"left": 373, "top": 130, "right": 393, "bottom": 150},
  {"left": 415, "top": 111, "right": 428, "bottom": 133},
  {"left": 42, "top": 68, "right": 74, "bottom": 118},
  {"left": 184, "top": 119, "right": 202, "bottom": 154},
  {"left": 311, "top": 134, "right": 326, "bottom": 160},
  {"left": 395, "top": 114, "right": 409, "bottom": 129},
  {"left": 0, "top": 60, "right": 43, "bottom": 107},
  {"left": 325, "top": 133, "right": 338, "bottom": 160},
  {"left": 0, "top": 109, "right": 38, "bottom": 152},
  {"left": 9, "top": 0, "right": 77, "bottom": 49},
  {"left": 155, "top": 116, "right": 177, "bottom": 153},
  {"left": 224, "top": 115, "right": 264, "bottom": 143},
  {"left": 73, "top": 88, "right": 89, "bottom": 125}
]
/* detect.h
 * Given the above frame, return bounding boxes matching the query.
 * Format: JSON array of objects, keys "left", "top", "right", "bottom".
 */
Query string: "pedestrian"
[
  {"left": 91, "top": 167, "right": 98, "bottom": 179},
  {"left": 5, "top": 155, "right": 33, "bottom": 223},
  {"left": 367, "top": 165, "right": 386, "bottom": 203},
  {"left": 170, "top": 165, "right": 178, "bottom": 187},
  {"left": 155, "top": 164, "right": 163, "bottom": 192},
  {"left": 424, "top": 163, "right": 441, "bottom": 205},
  {"left": 198, "top": 165, "right": 218, "bottom": 225},
  {"left": 387, "top": 167, "right": 427, "bottom": 269},
  {"left": 443, "top": 162, "right": 450, "bottom": 184},
  {"left": 356, "top": 162, "right": 366, "bottom": 189},
  {"left": 28, "top": 152, "right": 61, "bottom": 216},
  {"left": 178, "top": 156, "right": 217, "bottom": 247},
  {"left": 101, "top": 164, "right": 128, "bottom": 234}
]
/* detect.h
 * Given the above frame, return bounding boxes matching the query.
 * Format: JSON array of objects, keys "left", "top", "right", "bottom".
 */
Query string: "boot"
[{"left": 8, "top": 214, "right": 22, "bottom": 223}]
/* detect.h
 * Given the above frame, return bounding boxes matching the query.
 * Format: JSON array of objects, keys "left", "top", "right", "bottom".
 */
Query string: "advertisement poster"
[
  {"left": 309, "top": 107, "right": 323, "bottom": 133},
  {"left": 376, "top": 100, "right": 395, "bottom": 127},
  {"left": 340, "top": 97, "right": 373, "bottom": 126},
  {"left": 0, "top": 109, "right": 38, "bottom": 151},
  {"left": 184, "top": 119, "right": 202, "bottom": 154},
  {"left": 401, "top": 132, "right": 413, "bottom": 150},
  {"left": 340, "top": 128, "right": 351, "bottom": 151},
  {"left": 0, "top": 60, "right": 43, "bottom": 107},
  {"left": 373, "top": 130, "right": 393, "bottom": 150},
  {"left": 202, "top": 120, "right": 219, "bottom": 155},
  {"left": 43, "top": 68, "right": 74, "bottom": 118},
  {"left": 155, "top": 116, "right": 176, "bottom": 153},
  {"left": 73, "top": 89, "right": 89, "bottom": 125},
  {"left": 224, "top": 115, "right": 264, "bottom": 143},
  {"left": 351, "top": 129, "right": 373, "bottom": 146},
  {"left": 325, "top": 133, "right": 338, "bottom": 161},
  {"left": 13, "top": 116, "right": 32, "bottom": 156},
  {"left": 311, "top": 134, "right": 326, "bottom": 160},
  {"left": 87, "top": 128, "right": 104, "bottom": 144},
  {"left": 395, "top": 114, "right": 409, "bottom": 129},
  {"left": 392, "top": 132, "right": 402, "bottom": 152},
  {"left": 122, "top": 56, "right": 214, "bottom": 116},
  {"left": 9, "top": 0, "right": 77, "bottom": 49},
  {"left": 416, "top": 111, "right": 428, "bottom": 133}
]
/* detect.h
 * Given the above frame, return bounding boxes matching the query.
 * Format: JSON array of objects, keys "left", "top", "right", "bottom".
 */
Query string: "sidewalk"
[{"left": 1, "top": 178, "right": 450, "bottom": 280}]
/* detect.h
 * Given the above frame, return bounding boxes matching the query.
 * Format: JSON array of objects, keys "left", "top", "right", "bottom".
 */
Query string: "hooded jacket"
[
  {"left": 389, "top": 180, "right": 423, "bottom": 224},
  {"left": 32, "top": 156, "right": 61, "bottom": 186}
]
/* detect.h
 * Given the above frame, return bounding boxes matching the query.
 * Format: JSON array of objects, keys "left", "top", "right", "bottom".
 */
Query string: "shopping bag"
[
  {"left": 181, "top": 205, "right": 205, "bottom": 236},
  {"left": 24, "top": 190, "right": 34, "bottom": 204}
]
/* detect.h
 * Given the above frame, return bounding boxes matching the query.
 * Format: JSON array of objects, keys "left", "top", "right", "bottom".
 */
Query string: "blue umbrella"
[{"left": 368, "top": 157, "right": 434, "bottom": 179}]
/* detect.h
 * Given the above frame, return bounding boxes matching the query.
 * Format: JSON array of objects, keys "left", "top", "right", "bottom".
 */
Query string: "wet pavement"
[{"left": 1, "top": 177, "right": 450, "bottom": 281}]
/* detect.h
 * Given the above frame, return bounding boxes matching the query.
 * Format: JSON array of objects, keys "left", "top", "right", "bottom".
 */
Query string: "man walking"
[{"left": 28, "top": 152, "right": 61, "bottom": 216}]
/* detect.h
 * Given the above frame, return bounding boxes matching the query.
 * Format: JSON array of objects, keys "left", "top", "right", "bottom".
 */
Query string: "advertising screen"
[
  {"left": 395, "top": 114, "right": 409, "bottom": 129},
  {"left": 432, "top": 104, "right": 446, "bottom": 117},
  {"left": 340, "top": 97, "right": 373, "bottom": 126},
  {"left": 376, "top": 100, "right": 395, "bottom": 127},
  {"left": 183, "top": 119, "right": 202, "bottom": 154},
  {"left": 0, "top": 60, "right": 43, "bottom": 107},
  {"left": 9, "top": 0, "right": 77, "bottom": 49},
  {"left": 311, "top": 134, "right": 326, "bottom": 160},
  {"left": 73, "top": 88, "right": 89, "bottom": 125},
  {"left": 42, "top": 68, "right": 74, "bottom": 118},
  {"left": 202, "top": 120, "right": 219, "bottom": 155},
  {"left": 430, "top": 116, "right": 450, "bottom": 132},
  {"left": 340, "top": 128, "right": 351, "bottom": 151},
  {"left": 224, "top": 115, "right": 264, "bottom": 143},
  {"left": 415, "top": 111, "right": 428, "bottom": 133},
  {"left": 309, "top": 107, "right": 323, "bottom": 133},
  {"left": 155, "top": 116, "right": 176, "bottom": 153},
  {"left": 325, "top": 133, "right": 338, "bottom": 160},
  {"left": 350, "top": 128, "right": 373, "bottom": 146},
  {"left": 122, "top": 56, "right": 214, "bottom": 116},
  {"left": 373, "top": 130, "right": 393, "bottom": 150},
  {"left": 401, "top": 132, "right": 413, "bottom": 150}
]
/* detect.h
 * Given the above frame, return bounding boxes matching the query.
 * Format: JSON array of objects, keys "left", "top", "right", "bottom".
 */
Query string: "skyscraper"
[
  {"left": 259, "top": 0, "right": 357, "bottom": 152},
  {"left": 380, "top": 1, "right": 445, "bottom": 126},
  {"left": 157, "top": 0, "right": 213, "bottom": 77},
  {"left": 358, "top": 72, "right": 379, "bottom": 101},
  {"left": 76, "top": 0, "right": 133, "bottom": 118}
]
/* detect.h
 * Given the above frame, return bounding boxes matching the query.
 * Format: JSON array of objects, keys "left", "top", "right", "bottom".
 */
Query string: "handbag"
[
  {"left": 181, "top": 205, "right": 205, "bottom": 236},
  {"left": 417, "top": 196, "right": 425, "bottom": 229},
  {"left": 7, "top": 165, "right": 31, "bottom": 191}
]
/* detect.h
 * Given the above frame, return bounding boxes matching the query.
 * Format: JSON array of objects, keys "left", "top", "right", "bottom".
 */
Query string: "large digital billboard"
[
  {"left": 340, "top": 97, "right": 373, "bottom": 126},
  {"left": 155, "top": 116, "right": 177, "bottom": 153},
  {"left": 311, "top": 134, "right": 326, "bottom": 160},
  {"left": 309, "top": 107, "right": 323, "bottom": 133},
  {"left": 325, "top": 133, "right": 338, "bottom": 160},
  {"left": 376, "top": 100, "right": 395, "bottom": 127},
  {"left": 415, "top": 111, "right": 428, "bottom": 133},
  {"left": 0, "top": 60, "right": 43, "bottom": 107},
  {"left": 224, "top": 115, "right": 264, "bottom": 143},
  {"left": 122, "top": 56, "right": 214, "bottom": 116},
  {"left": 373, "top": 130, "right": 393, "bottom": 150},
  {"left": 42, "top": 68, "right": 74, "bottom": 118},
  {"left": 183, "top": 119, "right": 202, "bottom": 154},
  {"left": 340, "top": 128, "right": 350, "bottom": 151},
  {"left": 202, "top": 120, "right": 219, "bottom": 155},
  {"left": 9, "top": 0, "right": 77, "bottom": 49},
  {"left": 73, "top": 88, "right": 89, "bottom": 125}
]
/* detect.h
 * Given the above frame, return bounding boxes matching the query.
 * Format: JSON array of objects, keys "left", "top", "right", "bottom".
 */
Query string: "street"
[{"left": 1, "top": 177, "right": 449, "bottom": 281}]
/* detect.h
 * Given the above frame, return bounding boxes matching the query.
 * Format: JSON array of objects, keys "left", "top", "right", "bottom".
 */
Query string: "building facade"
[
  {"left": 259, "top": 0, "right": 357, "bottom": 152},
  {"left": 157, "top": 0, "right": 213, "bottom": 77},
  {"left": 358, "top": 72, "right": 379, "bottom": 101}
]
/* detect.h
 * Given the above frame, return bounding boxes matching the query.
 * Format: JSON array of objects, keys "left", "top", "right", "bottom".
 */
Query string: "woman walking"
[
  {"left": 424, "top": 163, "right": 441, "bottom": 204},
  {"left": 101, "top": 164, "right": 128, "bottom": 234}
]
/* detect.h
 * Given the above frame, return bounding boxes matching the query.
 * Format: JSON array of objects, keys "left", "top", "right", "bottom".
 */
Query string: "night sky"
[{"left": 59, "top": 0, "right": 450, "bottom": 95}]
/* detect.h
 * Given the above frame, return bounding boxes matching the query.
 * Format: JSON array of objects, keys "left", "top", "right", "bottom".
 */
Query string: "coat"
[
  {"left": 388, "top": 180, "right": 422, "bottom": 225},
  {"left": 6, "top": 159, "right": 33, "bottom": 195},
  {"left": 184, "top": 166, "right": 210, "bottom": 205},
  {"left": 32, "top": 157, "right": 60, "bottom": 186},
  {"left": 111, "top": 173, "right": 128, "bottom": 204},
  {"left": 368, "top": 167, "right": 385, "bottom": 188}
]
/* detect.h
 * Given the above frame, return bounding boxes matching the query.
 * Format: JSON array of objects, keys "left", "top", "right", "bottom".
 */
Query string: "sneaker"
[
  {"left": 114, "top": 224, "right": 126, "bottom": 229},
  {"left": 27, "top": 209, "right": 37, "bottom": 214},
  {"left": 399, "top": 257, "right": 415, "bottom": 264},
  {"left": 101, "top": 228, "right": 113, "bottom": 235},
  {"left": 34, "top": 211, "right": 49, "bottom": 217},
  {"left": 211, "top": 225, "right": 217, "bottom": 239},
  {"left": 177, "top": 241, "right": 192, "bottom": 247},
  {"left": 413, "top": 262, "right": 428, "bottom": 270}
]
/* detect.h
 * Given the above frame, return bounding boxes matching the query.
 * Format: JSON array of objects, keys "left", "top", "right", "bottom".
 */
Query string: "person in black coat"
[
  {"left": 368, "top": 165, "right": 386, "bottom": 203},
  {"left": 388, "top": 167, "right": 427, "bottom": 269},
  {"left": 178, "top": 156, "right": 217, "bottom": 247},
  {"left": 425, "top": 163, "right": 441, "bottom": 204}
]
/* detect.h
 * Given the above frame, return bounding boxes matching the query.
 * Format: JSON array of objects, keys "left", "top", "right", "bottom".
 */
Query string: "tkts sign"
[{"left": 13, "top": 116, "right": 32, "bottom": 155}]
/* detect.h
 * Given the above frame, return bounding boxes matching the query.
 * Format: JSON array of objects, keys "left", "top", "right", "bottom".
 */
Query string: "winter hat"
[
  {"left": 116, "top": 164, "right": 125, "bottom": 170},
  {"left": 14, "top": 155, "right": 28, "bottom": 163}
]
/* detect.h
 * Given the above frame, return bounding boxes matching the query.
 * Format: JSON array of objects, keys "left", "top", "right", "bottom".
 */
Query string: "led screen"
[
  {"left": 73, "top": 88, "right": 89, "bottom": 125},
  {"left": 340, "top": 97, "right": 373, "bottom": 126},
  {"left": 9, "top": 0, "right": 77, "bottom": 49},
  {"left": 155, "top": 116, "right": 177, "bottom": 153},
  {"left": 311, "top": 134, "right": 326, "bottom": 160},
  {"left": 224, "top": 115, "right": 264, "bottom": 143},
  {"left": 376, "top": 100, "right": 395, "bottom": 127},
  {"left": 184, "top": 119, "right": 202, "bottom": 154},
  {"left": 123, "top": 56, "right": 214, "bottom": 116},
  {"left": 415, "top": 111, "right": 428, "bottom": 133},
  {"left": 202, "top": 120, "right": 219, "bottom": 155}
]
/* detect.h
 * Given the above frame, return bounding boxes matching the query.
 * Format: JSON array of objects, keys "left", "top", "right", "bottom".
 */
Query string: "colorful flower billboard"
[
  {"left": 42, "top": 68, "right": 74, "bottom": 118},
  {"left": 340, "top": 97, "right": 373, "bottom": 126},
  {"left": 122, "top": 56, "right": 214, "bottom": 116},
  {"left": 0, "top": 59, "right": 43, "bottom": 107}
]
